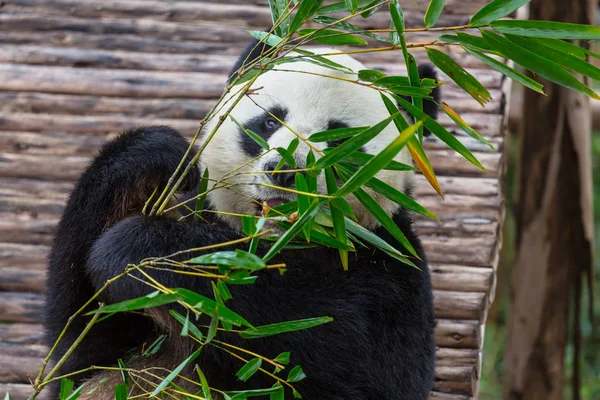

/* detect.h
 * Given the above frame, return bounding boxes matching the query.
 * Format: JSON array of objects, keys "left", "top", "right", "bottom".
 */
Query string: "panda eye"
[{"left": 265, "top": 118, "right": 279, "bottom": 130}]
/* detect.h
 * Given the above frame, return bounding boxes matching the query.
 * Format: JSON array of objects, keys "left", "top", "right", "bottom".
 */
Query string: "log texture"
[{"left": 0, "top": 0, "right": 509, "bottom": 398}]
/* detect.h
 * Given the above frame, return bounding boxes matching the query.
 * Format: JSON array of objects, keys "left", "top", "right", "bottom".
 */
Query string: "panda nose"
[{"left": 265, "top": 161, "right": 296, "bottom": 188}]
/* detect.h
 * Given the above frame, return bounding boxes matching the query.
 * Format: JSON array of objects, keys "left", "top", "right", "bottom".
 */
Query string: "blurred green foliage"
[{"left": 479, "top": 130, "right": 600, "bottom": 399}]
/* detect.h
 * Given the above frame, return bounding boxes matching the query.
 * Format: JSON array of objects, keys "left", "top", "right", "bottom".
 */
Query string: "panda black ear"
[
  {"left": 417, "top": 64, "right": 441, "bottom": 125},
  {"left": 228, "top": 35, "right": 274, "bottom": 84}
]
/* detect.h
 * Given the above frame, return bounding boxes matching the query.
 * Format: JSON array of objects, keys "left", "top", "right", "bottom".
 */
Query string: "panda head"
[{"left": 199, "top": 46, "right": 439, "bottom": 231}]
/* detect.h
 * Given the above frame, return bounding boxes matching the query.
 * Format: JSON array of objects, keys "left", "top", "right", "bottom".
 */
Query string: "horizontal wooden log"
[
  {"left": 0, "top": 292, "right": 44, "bottom": 323},
  {"left": 433, "top": 365, "right": 477, "bottom": 396},
  {"left": 0, "top": 342, "right": 46, "bottom": 359},
  {"left": 423, "top": 235, "right": 497, "bottom": 267},
  {"left": 430, "top": 265, "right": 493, "bottom": 293},
  {"left": 0, "top": 323, "right": 44, "bottom": 345},
  {"left": 0, "top": 383, "right": 43, "bottom": 400},
  {"left": 436, "top": 348, "right": 480, "bottom": 367},
  {"left": 433, "top": 291, "right": 487, "bottom": 321},
  {"left": 0, "top": 354, "right": 42, "bottom": 384},
  {"left": 0, "top": 243, "right": 49, "bottom": 270},
  {"left": 435, "top": 319, "right": 480, "bottom": 349},
  {"left": 429, "top": 392, "right": 470, "bottom": 400},
  {"left": 0, "top": 266, "right": 46, "bottom": 293},
  {"left": 0, "top": 64, "right": 227, "bottom": 98}
]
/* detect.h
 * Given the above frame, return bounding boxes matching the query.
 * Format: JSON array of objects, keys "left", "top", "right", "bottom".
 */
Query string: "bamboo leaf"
[
  {"left": 88, "top": 292, "right": 181, "bottom": 314},
  {"left": 170, "top": 310, "right": 203, "bottom": 340},
  {"left": 491, "top": 20, "right": 600, "bottom": 40},
  {"left": 268, "top": 0, "right": 289, "bottom": 36},
  {"left": 314, "top": 113, "right": 397, "bottom": 169},
  {"left": 358, "top": 69, "right": 386, "bottom": 82},
  {"left": 289, "top": 0, "right": 325, "bottom": 34},
  {"left": 230, "top": 116, "right": 269, "bottom": 151},
  {"left": 389, "top": 0, "right": 405, "bottom": 44},
  {"left": 424, "top": 0, "right": 445, "bottom": 28},
  {"left": 292, "top": 48, "right": 353, "bottom": 73},
  {"left": 338, "top": 150, "right": 415, "bottom": 171},
  {"left": 150, "top": 347, "right": 203, "bottom": 397},
  {"left": 405, "top": 52, "right": 425, "bottom": 140},
  {"left": 317, "top": 0, "right": 373, "bottom": 14},
  {"left": 481, "top": 30, "right": 600, "bottom": 100},
  {"left": 426, "top": 47, "right": 491, "bottom": 106},
  {"left": 236, "top": 358, "right": 262, "bottom": 382},
  {"left": 308, "top": 126, "right": 367, "bottom": 142},
  {"left": 59, "top": 379, "right": 75, "bottom": 400},
  {"left": 504, "top": 34, "right": 600, "bottom": 81},
  {"left": 360, "top": 0, "right": 384, "bottom": 18},
  {"left": 462, "top": 46, "right": 544, "bottom": 94},
  {"left": 337, "top": 163, "right": 438, "bottom": 220},
  {"left": 438, "top": 32, "right": 500, "bottom": 55},
  {"left": 188, "top": 250, "right": 266, "bottom": 271},
  {"left": 299, "top": 28, "right": 368, "bottom": 45},
  {"left": 287, "top": 366, "right": 307, "bottom": 382},
  {"left": 195, "top": 366, "right": 213, "bottom": 400},
  {"left": 344, "top": 0, "right": 358, "bottom": 13},
  {"left": 248, "top": 30, "right": 284, "bottom": 47},
  {"left": 380, "top": 93, "right": 443, "bottom": 197},
  {"left": 336, "top": 121, "right": 423, "bottom": 197},
  {"left": 295, "top": 174, "right": 311, "bottom": 240},
  {"left": 442, "top": 102, "right": 494, "bottom": 149},
  {"left": 114, "top": 384, "right": 127, "bottom": 400},
  {"left": 528, "top": 37, "right": 600, "bottom": 60},
  {"left": 175, "top": 288, "right": 253, "bottom": 327},
  {"left": 395, "top": 95, "right": 486, "bottom": 171},
  {"left": 469, "top": 0, "right": 530, "bottom": 27},
  {"left": 240, "top": 316, "right": 333, "bottom": 338},
  {"left": 312, "top": 16, "right": 390, "bottom": 42},
  {"left": 262, "top": 200, "right": 321, "bottom": 262},
  {"left": 325, "top": 167, "right": 348, "bottom": 269}
]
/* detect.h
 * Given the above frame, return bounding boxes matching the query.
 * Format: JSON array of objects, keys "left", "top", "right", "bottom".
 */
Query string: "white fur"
[{"left": 199, "top": 48, "right": 413, "bottom": 230}]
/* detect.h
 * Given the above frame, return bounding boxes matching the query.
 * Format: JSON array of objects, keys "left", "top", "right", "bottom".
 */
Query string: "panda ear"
[
  {"left": 398, "top": 64, "right": 441, "bottom": 136},
  {"left": 228, "top": 36, "right": 274, "bottom": 84}
]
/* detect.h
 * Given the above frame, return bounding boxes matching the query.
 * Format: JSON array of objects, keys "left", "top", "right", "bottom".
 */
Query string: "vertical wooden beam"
[{"left": 503, "top": 1, "right": 595, "bottom": 399}]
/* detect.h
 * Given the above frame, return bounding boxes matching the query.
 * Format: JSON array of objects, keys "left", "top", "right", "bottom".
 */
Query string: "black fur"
[{"left": 44, "top": 126, "right": 435, "bottom": 399}]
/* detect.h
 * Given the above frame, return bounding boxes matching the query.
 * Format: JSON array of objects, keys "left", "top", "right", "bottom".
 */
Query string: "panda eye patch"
[{"left": 265, "top": 117, "right": 280, "bottom": 130}]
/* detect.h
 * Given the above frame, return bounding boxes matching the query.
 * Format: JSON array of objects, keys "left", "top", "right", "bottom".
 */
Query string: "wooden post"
[{"left": 503, "top": 1, "right": 595, "bottom": 399}]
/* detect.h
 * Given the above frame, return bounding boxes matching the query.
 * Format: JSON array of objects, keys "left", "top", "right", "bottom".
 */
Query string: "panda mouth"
[{"left": 255, "top": 198, "right": 288, "bottom": 217}]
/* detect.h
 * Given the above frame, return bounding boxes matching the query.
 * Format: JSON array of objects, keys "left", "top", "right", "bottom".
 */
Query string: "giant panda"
[{"left": 43, "top": 38, "right": 439, "bottom": 400}]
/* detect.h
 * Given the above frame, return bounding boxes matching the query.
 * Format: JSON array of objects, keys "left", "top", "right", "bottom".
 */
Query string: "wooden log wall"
[{"left": 0, "top": 0, "right": 509, "bottom": 399}]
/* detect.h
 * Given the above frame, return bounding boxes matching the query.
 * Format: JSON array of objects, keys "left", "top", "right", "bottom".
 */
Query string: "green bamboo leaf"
[
  {"left": 297, "top": 226, "right": 354, "bottom": 250},
  {"left": 338, "top": 150, "right": 415, "bottom": 171},
  {"left": 287, "top": 366, "right": 307, "bottom": 382},
  {"left": 88, "top": 291, "right": 181, "bottom": 314},
  {"left": 268, "top": 0, "right": 289, "bottom": 36},
  {"left": 274, "top": 352, "right": 291, "bottom": 365},
  {"left": 249, "top": 218, "right": 266, "bottom": 254},
  {"left": 481, "top": 30, "right": 600, "bottom": 100},
  {"left": 528, "top": 37, "right": 600, "bottom": 60},
  {"left": 274, "top": 137, "right": 299, "bottom": 172},
  {"left": 225, "top": 270, "right": 258, "bottom": 285},
  {"left": 175, "top": 288, "right": 252, "bottom": 327},
  {"left": 344, "top": 0, "right": 358, "bottom": 13},
  {"left": 380, "top": 93, "right": 443, "bottom": 197},
  {"left": 293, "top": 48, "right": 352, "bottom": 73},
  {"left": 360, "top": 0, "right": 384, "bottom": 18},
  {"left": 230, "top": 116, "right": 269, "bottom": 151},
  {"left": 248, "top": 30, "right": 284, "bottom": 47},
  {"left": 188, "top": 250, "right": 266, "bottom": 271},
  {"left": 424, "top": 0, "right": 445, "bottom": 28},
  {"left": 325, "top": 167, "right": 348, "bottom": 269},
  {"left": 308, "top": 126, "right": 367, "bottom": 142},
  {"left": 59, "top": 379, "right": 75, "bottom": 400},
  {"left": 314, "top": 113, "right": 397, "bottom": 169},
  {"left": 337, "top": 163, "right": 438, "bottom": 220},
  {"left": 343, "top": 216, "right": 417, "bottom": 268},
  {"left": 217, "top": 280, "right": 233, "bottom": 301},
  {"left": 298, "top": 28, "right": 368, "bottom": 45},
  {"left": 389, "top": 0, "right": 404, "bottom": 44},
  {"left": 170, "top": 310, "right": 203, "bottom": 340},
  {"left": 150, "top": 347, "right": 203, "bottom": 397},
  {"left": 143, "top": 334, "right": 167, "bottom": 355},
  {"left": 438, "top": 33, "right": 500, "bottom": 55},
  {"left": 240, "top": 316, "right": 333, "bottom": 339},
  {"left": 195, "top": 366, "right": 213, "bottom": 400},
  {"left": 504, "top": 34, "right": 600, "bottom": 81},
  {"left": 442, "top": 102, "right": 494, "bottom": 149},
  {"left": 462, "top": 46, "right": 544, "bottom": 95},
  {"left": 426, "top": 47, "right": 491, "bottom": 106},
  {"left": 194, "top": 168, "right": 210, "bottom": 222},
  {"left": 338, "top": 168, "right": 418, "bottom": 259},
  {"left": 336, "top": 121, "right": 423, "bottom": 197},
  {"left": 491, "top": 20, "right": 600, "bottom": 40},
  {"left": 469, "top": 0, "right": 530, "bottom": 27},
  {"left": 295, "top": 174, "right": 311, "bottom": 240},
  {"left": 289, "top": 0, "right": 325, "bottom": 34},
  {"left": 262, "top": 200, "right": 321, "bottom": 262},
  {"left": 236, "top": 358, "right": 262, "bottom": 382},
  {"left": 115, "top": 384, "right": 127, "bottom": 400},
  {"left": 312, "top": 16, "right": 390, "bottom": 42},
  {"left": 395, "top": 95, "right": 486, "bottom": 171},
  {"left": 405, "top": 53, "right": 425, "bottom": 140},
  {"left": 317, "top": 0, "right": 373, "bottom": 14},
  {"left": 358, "top": 69, "right": 386, "bottom": 82}
]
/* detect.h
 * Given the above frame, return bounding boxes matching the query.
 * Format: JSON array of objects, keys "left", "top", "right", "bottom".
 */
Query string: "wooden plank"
[
  {"left": 433, "top": 365, "right": 477, "bottom": 396},
  {"left": 0, "top": 243, "right": 49, "bottom": 270},
  {"left": 435, "top": 319, "right": 480, "bottom": 349},
  {"left": 430, "top": 265, "right": 493, "bottom": 293},
  {"left": 0, "top": 267, "right": 47, "bottom": 293},
  {"left": 0, "top": 293, "right": 44, "bottom": 323},
  {"left": 0, "top": 64, "right": 227, "bottom": 98},
  {"left": 0, "top": 354, "right": 42, "bottom": 384},
  {"left": 0, "top": 383, "right": 40, "bottom": 400},
  {"left": 433, "top": 291, "right": 487, "bottom": 321},
  {"left": 0, "top": 323, "right": 44, "bottom": 344}
]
